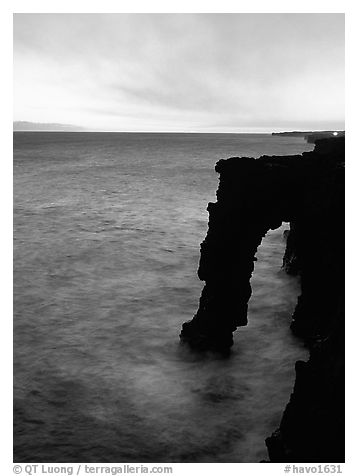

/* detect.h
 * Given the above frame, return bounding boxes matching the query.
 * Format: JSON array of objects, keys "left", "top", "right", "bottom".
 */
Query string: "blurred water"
[{"left": 13, "top": 132, "right": 313, "bottom": 462}]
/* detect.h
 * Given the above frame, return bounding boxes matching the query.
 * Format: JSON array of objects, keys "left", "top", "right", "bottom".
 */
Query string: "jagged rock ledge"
[{"left": 180, "top": 137, "right": 344, "bottom": 462}]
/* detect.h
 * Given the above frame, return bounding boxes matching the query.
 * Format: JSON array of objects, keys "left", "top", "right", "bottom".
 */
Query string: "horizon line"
[{"left": 13, "top": 129, "right": 345, "bottom": 134}]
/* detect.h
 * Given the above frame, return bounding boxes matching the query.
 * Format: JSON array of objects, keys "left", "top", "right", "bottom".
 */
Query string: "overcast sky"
[{"left": 13, "top": 13, "right": 344, "bottom": 132}]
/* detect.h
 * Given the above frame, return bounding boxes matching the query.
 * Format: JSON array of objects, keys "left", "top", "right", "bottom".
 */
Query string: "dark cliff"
[{"left": 180, "top": 137, "right": 344, "bottom": 462}]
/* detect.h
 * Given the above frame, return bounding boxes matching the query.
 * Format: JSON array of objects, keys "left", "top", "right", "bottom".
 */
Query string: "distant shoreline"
[
  {"left": 12, "top": 130, "right": 328, "bottom": 135},
  {"left": 272, "top": 130, "right": 344, "bottom": 137}
]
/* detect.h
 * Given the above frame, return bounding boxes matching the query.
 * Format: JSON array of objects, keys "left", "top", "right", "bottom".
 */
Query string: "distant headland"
[
  {"left": 13, "top": 121, "right": 86, "bottom": 132},
  {"left": 272, "top": 130, "right": 345, "bottom": 143}
]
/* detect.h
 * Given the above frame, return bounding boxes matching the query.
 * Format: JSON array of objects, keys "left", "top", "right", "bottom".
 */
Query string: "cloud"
[{"left": 13, "top": 13, "right": 345, "bottom": 131}]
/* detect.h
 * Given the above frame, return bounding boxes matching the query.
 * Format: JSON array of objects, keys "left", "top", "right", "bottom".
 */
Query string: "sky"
[{"left": 13, "top": 13, "right": 345, "bottom": 132}]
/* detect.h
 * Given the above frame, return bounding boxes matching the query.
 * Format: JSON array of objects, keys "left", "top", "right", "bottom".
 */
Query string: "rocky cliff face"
[{"left": 180, "top": 137, "right": 344, "bottom": 462}]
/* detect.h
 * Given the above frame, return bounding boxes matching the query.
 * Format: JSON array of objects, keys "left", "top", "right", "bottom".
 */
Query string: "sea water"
[{"left": 13, "top": 132, "right": 313, "bottom": 462}]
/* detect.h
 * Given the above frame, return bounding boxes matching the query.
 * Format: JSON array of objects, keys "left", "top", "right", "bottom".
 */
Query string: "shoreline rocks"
[{"left": 180, "top": 137, "right": 345, "bottom": 462}]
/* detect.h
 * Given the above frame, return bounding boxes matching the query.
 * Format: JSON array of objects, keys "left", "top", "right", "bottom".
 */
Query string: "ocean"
[{"left": 13, "top": 132, "right": 314, "bottom": 462}]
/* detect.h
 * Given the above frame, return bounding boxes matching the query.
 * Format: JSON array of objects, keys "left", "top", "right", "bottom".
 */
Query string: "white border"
[{"left": 2, "top": 2, "right": 356, "bottom": 474}]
